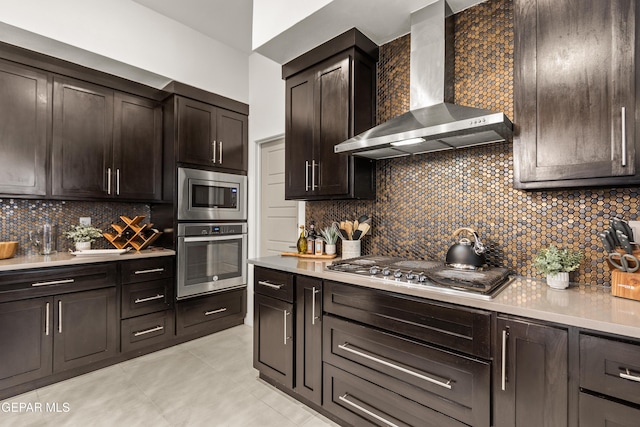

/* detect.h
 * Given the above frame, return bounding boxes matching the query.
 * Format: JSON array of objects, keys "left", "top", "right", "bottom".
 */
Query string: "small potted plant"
[
  {"left": 64, "top": 224, "right": 103, "bottom": 251},
  {"left": 533, "top": 245, "right": 583, "bottom": 289},
  {"left": 320, "top": 226, "right": 339, "bottom": 255}
]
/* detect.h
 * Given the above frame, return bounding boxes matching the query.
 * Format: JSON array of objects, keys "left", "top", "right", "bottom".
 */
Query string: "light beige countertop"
[
  {"left": 249, "top": 256, "right": 640, "bottom": 340},
  {"left": 0, "top": 248, "right": 175, "bottom": 272}
]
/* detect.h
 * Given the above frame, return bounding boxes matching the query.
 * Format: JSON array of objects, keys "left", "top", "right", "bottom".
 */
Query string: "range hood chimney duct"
[{"left": 334, "top": 0, "right": 513, "bottom": 159}]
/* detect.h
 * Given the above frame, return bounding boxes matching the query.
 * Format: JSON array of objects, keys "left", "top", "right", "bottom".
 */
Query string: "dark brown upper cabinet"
[
  {"left": 283, "top": 29, "right": 378, "bottom": 200},
  {"left": 514, "top": 0, "right": 639, "bottom": 189},
  {"left": 51, "top": 76, "right": 162, "bottom": 201},
  {"left": 174, "top": 95, "right": 247, "bottom": 173},
  {"left": 0, "top": 60, "right": 49, "bottom": 196}
]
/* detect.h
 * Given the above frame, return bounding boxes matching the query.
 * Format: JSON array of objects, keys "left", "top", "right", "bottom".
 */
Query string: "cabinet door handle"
[
  {"left": 58, "top": 300, "right": 62, "bottom": 334},
  {"left": 32, "top": 278, "right": 75, "bottom": 287},
  {"left": 311, "top": 287, "right": 320, "bottom": 325},
  {"left": 134, "top": 268, "right": 165, "bottom": 275},
  {"left": 622, "top": 107, "right": 627, "bottom": 167},
  {"left": 219, "top": 141, "right": 223, "bottom": 164},
  {"left": 338, "top": 394, "right": 399, "bottom": 427},
  {"left": 204, "top": 307, "right": 227, "bottom": 316},
  {"left": 116, "top": 168, "right": 120, "bottom": 196},
  {"left": 107, "top": 167, "right": 112, "bottom": 195},
  {"left": 338, "top": 343, "right": 453, "bottom": 390},
  {"left": 258, "top": 280, "right": 283, "bottom": 290},
  {"left": 212, "top": 140, "right": 217, "bottom": 163},
  {"left": 283, "top": 310, "right": 291, "bottom": 345},
  {"left": 134, "top": 294, "right": 165, "bottom": 304},
  {"left": 311, "top": 159, "right": 318, "bottom": 190},
  {"left": 133, "top": 325, "right": 164, "bottom": 337},
  {"left": 45, "top": 302, "right": 50, "bottom": 336},
  {"left": 305, "top": 160, "right": 310, "bottom": 191},
  {"left": 620, "top": 368, "right": 640, "bottom": 382},
  {"left": 501, "top": 328, "right": 509, "bottom": 391}
]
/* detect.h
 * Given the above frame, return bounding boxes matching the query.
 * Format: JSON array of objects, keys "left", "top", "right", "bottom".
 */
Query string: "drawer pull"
[
  {"left": 133, "top": 325, "right": 164, "bottom": 337},
  {"left": 501, "top": 328, "right": 509, "bottom": 391},
  {"left": 204, "top": 308, "right": 227, "bottom": 316},
  {"left": 258, "top": 280, "right": 283, "bottom": 290},
  {"left": 134, "top": 268, "right": 165, "bottom": 275},
  {"left": 312, "top": 287, "right": 320, "bottom": 325},
  {"left": 134, "top": 294, "right": 165, "bottom": 304},
  {"left": 338, "top": 394, "right": 399, "bottom": 427},
  {"left": 620, "top": 368, "right": 640, "bottom": 383},
  {"left": 32, "top": 278, "right": 74, "bottom": 287},
  {"left": 45, "top": 302, "right": 50, "bottom": 336},
  {"left": 338, "top": 343, "right": 453, "bottom": 390}
]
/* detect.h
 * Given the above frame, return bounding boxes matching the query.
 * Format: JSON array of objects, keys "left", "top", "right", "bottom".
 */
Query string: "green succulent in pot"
[
  {"left": 533, "top": 245, "right": 583, "bottom": 290},
  {"left": 64, "top": 224, "right": 103, "bottom": 243}
]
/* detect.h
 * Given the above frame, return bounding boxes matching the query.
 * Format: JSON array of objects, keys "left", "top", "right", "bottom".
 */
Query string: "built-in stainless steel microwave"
[{"left": 178, "top": 167, "right": 247, "bottom": 221}]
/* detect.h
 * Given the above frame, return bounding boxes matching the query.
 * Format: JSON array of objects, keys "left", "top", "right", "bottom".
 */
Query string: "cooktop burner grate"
[{"left": 326, "top": 255, "right": 513, "bottom": 300}]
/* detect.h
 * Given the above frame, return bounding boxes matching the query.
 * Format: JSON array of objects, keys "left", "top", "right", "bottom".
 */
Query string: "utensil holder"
[{"left": 341, "top": 240, "right": 361, "bottom": 260}]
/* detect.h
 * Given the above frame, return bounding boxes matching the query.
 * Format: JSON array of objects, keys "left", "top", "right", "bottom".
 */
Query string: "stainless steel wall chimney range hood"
[{"left": 334, "top": 0, "right": 513, "bottom": 160}]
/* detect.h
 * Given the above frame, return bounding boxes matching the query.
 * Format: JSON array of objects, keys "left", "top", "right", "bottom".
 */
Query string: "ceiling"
[
  {"left": 131, "top": 0, "right": 485, "bottom": 63},
  {"left": 132, "top": 0, "right": 254, "bottom": 53}
]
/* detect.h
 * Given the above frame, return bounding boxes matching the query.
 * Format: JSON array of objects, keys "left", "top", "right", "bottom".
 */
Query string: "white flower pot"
[
  {"left": 75, "top": 241, "right": 91, "bottom": 251},
  {"left": 325, "top": 244, "right": 336, "bottom": 255},
  {"left": 546, "top": 272, "right": 569, "bottom": 289}
]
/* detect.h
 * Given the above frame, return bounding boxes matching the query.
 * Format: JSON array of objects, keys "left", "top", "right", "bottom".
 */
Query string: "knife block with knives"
[
  {"left": 611, "top": 269, "right": 640, "bottom": 301},
  {"left": 601, "top": 218, "right": 640, "bottom": 301}
]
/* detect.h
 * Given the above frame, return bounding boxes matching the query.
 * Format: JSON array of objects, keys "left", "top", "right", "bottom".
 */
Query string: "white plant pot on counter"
[
  {"left": 325, "top": 244, "right": 337, "bottom": 255},
  {"left": 75, "top": 241, "right": 91, "bottom": 251},
  {"left": 546, "top": 272, "right": 569, "bottom": 289}
]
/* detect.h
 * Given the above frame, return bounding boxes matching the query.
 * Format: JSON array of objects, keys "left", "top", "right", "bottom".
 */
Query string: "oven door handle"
[{"left": 183, "top": 235, "right": 245, "bottom": 243}]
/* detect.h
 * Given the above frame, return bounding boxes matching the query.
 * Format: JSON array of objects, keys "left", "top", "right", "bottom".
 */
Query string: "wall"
[
  {"left": 0, "top": 0, "right": 249, "bottom": 102},
  {"left": 306, "top": 0, "right": 636, "bottom": 286},
  {"left": 0, "top": 199, "right": 150, "bottom": 256}
]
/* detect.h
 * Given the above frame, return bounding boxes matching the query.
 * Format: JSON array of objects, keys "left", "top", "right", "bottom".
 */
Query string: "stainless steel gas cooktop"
[{"left": 326, "top": 255, "right": 513, "bottom": 300}]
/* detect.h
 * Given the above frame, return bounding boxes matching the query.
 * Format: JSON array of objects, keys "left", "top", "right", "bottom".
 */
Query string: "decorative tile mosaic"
[
  {"left": 0, "top": 199, "right": 150, "bottom": 256},
  {"left": 306, "top": 0, "right": 633, "bottom": 286}
]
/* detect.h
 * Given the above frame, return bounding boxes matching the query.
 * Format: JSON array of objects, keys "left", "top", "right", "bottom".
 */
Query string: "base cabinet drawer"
[
  {"left": 580, "top": 334, "right": 640, "bottom": 406},
  {"left": 323, "top": 363, "right": 468, "bottom": 427},
  {"left": 254, "top": 267, "right": 294, "bottom": 303},
  {"left": 120, "top": 257, "right": 174, "bottom": 284},
  {"left": 324, "top": 316, "right": 489, "bottom": 427},
  {"left": 176, "top": 288, "right": 246, "bottom": 335},
  {"left": 121, "top": 310, "right": 175, "bottom": 353},
  {"left": 121, "top": 278, "right": 173, "bottom": 319},
  {"left": 579, "top": 392, "right": 640, "bottom": 427}
]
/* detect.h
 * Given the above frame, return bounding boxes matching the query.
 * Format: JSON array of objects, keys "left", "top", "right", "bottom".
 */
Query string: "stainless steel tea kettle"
[{"left": 445, "top": 227, "right": 486, "bottom": 270}]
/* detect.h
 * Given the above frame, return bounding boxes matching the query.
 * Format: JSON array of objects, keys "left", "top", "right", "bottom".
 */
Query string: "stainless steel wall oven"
[{"left": 176, "top": 223, "right": 247, "bottom": 300}]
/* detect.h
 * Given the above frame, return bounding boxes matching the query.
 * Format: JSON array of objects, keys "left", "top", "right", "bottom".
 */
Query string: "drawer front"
[
  {"left": 580, "top": 334, "right": 640, "bottom": 405},
  {"left": 0, "top": 263, "right": 117, "bottom": 302},
  {"left": 121, "top": 278, "right": 174, "bottom": 319},
  {"left": 324, "top": 315, "right": 489, "bottom": 427},
  {"left": 121, "top": 310, "right": 175, "bottom": 353},
  {"left": 176, "top": 288, "right": 246, "bottom": 333},
  {"left": 324, "top": 363, "right": 467, "bottom": 427},
  {"left": 579, "top": 392, "right": 640, "bottom": 427},
  {"left": 120, "top": 256, "right": 174, "bottom": 284},
  {"left": 254, "top": 267, "right": 294, "bottom": 303},
  {"left": 324, "top": 281, "right": 492, "bottom": 358}
]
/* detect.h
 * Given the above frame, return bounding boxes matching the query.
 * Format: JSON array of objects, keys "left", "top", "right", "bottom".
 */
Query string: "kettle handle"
[
  {"left": 452, "top": 227, "right": 485, "bottom": 255},
  {"left": 452, "top": 227, "right": 477, "bottom": 240}
]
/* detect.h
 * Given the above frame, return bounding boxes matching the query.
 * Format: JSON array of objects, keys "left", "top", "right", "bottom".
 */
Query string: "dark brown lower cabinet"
[
  {"left": 176, "top": 288, "right": 246, "bottom": 336},
  {"left": 493, "top": 316, "right": 568, "bottom": 427},
  {"left": 579, "top": 392, "right": 640, "bottom": 426},
  {"left": 253, "top": 293, "right": 294, "bottom": 389},
  {"left": 294, "top": 276, "right": 322, "bottom": 405},
  {"left": 0, "top": 297, "right": 52, "bottom": 390},
  {"left": 53, "top": 288, "right": 118, "bottom": 372}
]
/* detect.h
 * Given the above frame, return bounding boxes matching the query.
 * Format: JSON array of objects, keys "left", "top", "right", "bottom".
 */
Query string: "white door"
[{"left": 260, "top": 138, "right": 298, "bottom": 256}]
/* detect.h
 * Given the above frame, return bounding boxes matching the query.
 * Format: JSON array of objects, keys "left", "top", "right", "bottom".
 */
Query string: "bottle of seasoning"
[
  {"left": 306, "top": 223, "right": 317, "bottom": 254},
  {"left": 315, "top": 237, "right": 324, "bottom": 255},
  {"left": 296, "top": 225, "right": 307, "bottom": 254}
]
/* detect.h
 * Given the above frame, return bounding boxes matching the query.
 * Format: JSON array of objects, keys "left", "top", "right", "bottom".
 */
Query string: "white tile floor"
[{"left": 0, "top": 325, "right": 340, "bottom": 427}]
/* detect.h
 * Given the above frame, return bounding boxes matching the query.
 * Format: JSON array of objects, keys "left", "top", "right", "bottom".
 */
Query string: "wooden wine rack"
[{"left": 103, "top": 215, "right": 162, "bottom": 251}]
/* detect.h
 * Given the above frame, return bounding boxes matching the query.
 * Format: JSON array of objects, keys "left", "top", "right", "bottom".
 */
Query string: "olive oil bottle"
[{"left": 296, "top": 225, "right": 307, "bottom": 254}]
